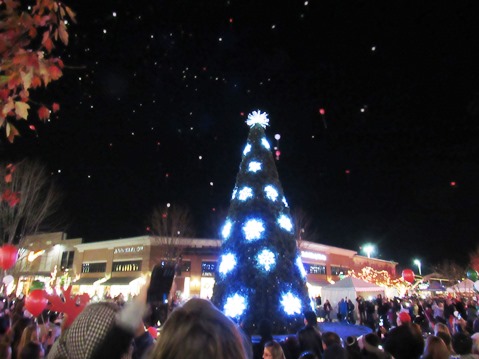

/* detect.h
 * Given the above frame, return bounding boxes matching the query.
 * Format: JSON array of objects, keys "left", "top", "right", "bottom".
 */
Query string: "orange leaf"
[
  {"left": 31, "top": 76, "right": 42, "bottom": 88},
  {"left": 6, "top": 122, "right": 19, "bottom": 143},
  {"left": 28, "top": 26, "right": 37, "bottom": 38},
  {"left": 37, "top": 105, "right": 50, "bottom": 120},
  {"left": 41, "top": 31, "right": 54, "bottom": 52},
  {"left": 58, "top": 21, "right": 68, "bottom": 45},
  {"left": 52, "top": 102, "right": 60, "bottom": 112},
  {"left": 48, "top": 65, "right": 62, "bottom": 80},
  {"left": 14, "top": 101, "right": 30, "bottom": 120}
]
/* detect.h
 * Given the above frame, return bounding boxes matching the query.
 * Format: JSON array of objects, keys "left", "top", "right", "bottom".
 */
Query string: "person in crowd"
[
  {"left": 323, "top": 300, "right": 332, "bottom": 322},
  {"left": 254, "top": 319, "right": 274, "bottom": 359},
  {"left": 445, "top": 297, "right": 457, "bottom": 331},
  {"left": 131, "top": 320, "right": 155, "bottom": 359},
  {"left": 356, "top": 296, "right": 366, "bottom": 325},
  {"left": 297, "top": 352, "right": 318, "bottom": 359},
  {"left": 436, "top": 331, "right": 455, "bottom": 356},
  {"left": 262, "top": 341, "right": 285, "bottom": 359},
  {"left": 344, "top": 336, "right": 361, "bottom": 359},
  {"left": 422, "top": 335, "right": 450, "bottom": 359},
  {"left": 347, "top": 299, "right": 356, "bottom": 324},
  {"left": 41, "top": 312, "right": 61, "bottom": 356},
  {"left": 16, "top": 324, "right": 43, "bottom": 359},
  {"left": 338, "top": 298, "right": 348, "bottom": 322},
  {"left": 432, "top": 300, "right": 446, "bottom": 324},
  {"left": 383, "top": 313, "right": 424, "bottom": 359},
  {"left": 0, "top": 316, "right": 12, "bottom": 359},
  {"left": 10, "top": 317, "right": 31, "bottom": 359},
  {"left": 281, "top": 336, "right": 300, "bottom": 359},
  {"left": 471, "top": 333, "right": 479, "bottom": 356},
  {"left": 321, "top": 331, "right": 347, "bottom": 359},
  {"left": 297, "top": 311, "right": 323, "bottom": 359},
  {"left": 149, "top": 298, "right": 248, "bottom": 359},
  {"left": 359, "top": 333, "right": 393, "bottom": 359},
  {"left": 19, "top": 342, "right": 42, "bottom": 359},
  {"left": 451, "top": 332, "right": 479, "bottom": 359}
]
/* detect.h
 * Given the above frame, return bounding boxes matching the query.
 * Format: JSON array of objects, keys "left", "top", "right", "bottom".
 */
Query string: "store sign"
[
  {"left": 301, "top": 251, "right": 327, "bottom": 261},
  {"left": 114, "top": 246, "right": 144, "bottom": 254}
]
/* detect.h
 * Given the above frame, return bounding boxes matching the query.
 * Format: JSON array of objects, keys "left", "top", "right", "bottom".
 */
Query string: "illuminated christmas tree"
[{"left": 211, "top": 110, "right": 311, "bottom": 334}]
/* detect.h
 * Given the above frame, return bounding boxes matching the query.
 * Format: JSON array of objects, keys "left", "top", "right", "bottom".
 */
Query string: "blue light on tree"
[
  {"left": 282, "top": 197, "right": 289, "bottom": 207},
  {"left": 257, "top": 249, "right": 276, "bottom": 271},
  {"left": 231, "top": 187, "right": 237, "bottom": 200},
  {"left": 238, "top": 186, "right": 253, "bottom": 201},
  {"left": 224, "top": 293, "right": 247, "bottom": 318},
  {"left": 264, "top": 185, "right": 278, "bottom": 202},
  {"left": 243, "top": 144, "right": 251, "bottom": 156},
  {"left": 261, "top": 138, "right": 271, "bottom": 150},
  {"left": 219, "top": 253, "right": 237, "bottom": 275},
  {"left": 295, "top": 257, "right": 307, "bottom": 278},
  {"left": 278, "top": 214, "right": 293, "bottom": 232},
  {"left": 243, "top": 219, "right": 265, "bottom": 240},
  {"left": 248, "top": 161, "right": 262, "bottom": 173},
  {"left": 222, "top": 219, "right": 232, "bottom": 240},
  {"left": 281, "top": 292, "right": 302, "bottom": 315}
]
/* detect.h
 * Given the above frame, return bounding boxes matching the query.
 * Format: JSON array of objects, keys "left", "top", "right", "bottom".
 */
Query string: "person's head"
[
  {"left": 20, "top": 342, "right": 42, "bottom": 359},
  {"left": 303, "top": 311, "right": 317, "bottom": 326},
  {"left": 151, "top": 298, "right": 248, "bottom": 359},
  {"left": 422, "top": 335, "right": 450, "bottom": 359},
  {"left": 452, "top": 332, "right": 473, "bottom": 355},
  {"left": 434, "top": 322, "right": 450, "bottom": 336},
  {"left": 263, "top": 341, "right": 286, "bottom": 359},
  {"left": 49, "top": 311, "right": 59, "bottom": 324},
  {"left": 322, "top": 331, "right": 341, "bottom": 349},
  {"left": 0, "top": 316, "right": 9, "bottom": 336},
  {"left": 345, "top": 336, "right": 360, "bottom": 354},
  {"left": 436, "top": 331, "right": 453, "bottom": 353}
]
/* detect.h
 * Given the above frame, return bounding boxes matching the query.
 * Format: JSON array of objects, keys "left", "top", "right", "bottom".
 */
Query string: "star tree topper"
[{"left": 246, "top": 110, "right": 270, "bottom": 128}]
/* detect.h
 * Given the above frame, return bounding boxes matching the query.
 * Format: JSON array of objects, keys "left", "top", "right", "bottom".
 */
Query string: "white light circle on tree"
[
  {"left": 281, "top": 292, "right": 302, "bottom": 315},
  {"left": 243, "top": 144, "right": 251, "bottom": 156},
  {"left": 238, "top": 187, "right": 253, "bottom": 201},
  {"left": 219, "top": 253, "right": 236, "bottom": 275},
  {"left": 243, "top": 219, "right": 265, "bottom": 240},
  {"left": 264, "top": 185, "right": 278, "bottom": 202},
  {"left": 257, "top": 249, "right": 275, "bottom": 271},
  {"left": 231, "top": 188, "right": 237, "bottom": 200},
  {"left": 282, "top": 197, "right": 289, "bottom": 207},
  {"left": 248, "top": 161, "right": 262, "bottom": 173},
  {"left": 278, "top": 214, "right": 293, "bottom": 232},
  {"left": 274, "top": 134, "right": 281, "bottom": 140},
  {"left": 246, "top": 110, "right": 270, "bottom": 128},
  {"left": 261, "top": 138, "right": 271, "bottom": 150},
  {"left": 222, "top": 220, "right": 232, "bottom": 240},
  {"left": 296, "top": 257, "right": 307, "bottom": 278},
  {"left": 224, "top": 294, "right": 247, "bottom": 318}
]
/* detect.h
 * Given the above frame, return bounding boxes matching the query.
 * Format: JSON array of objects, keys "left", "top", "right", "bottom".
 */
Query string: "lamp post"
[
  {"left": 414, "top": 259, "right": 422, "bottom": 276},
  {"left": 363, "top": 244, "right": 374, "bottom": 259}
]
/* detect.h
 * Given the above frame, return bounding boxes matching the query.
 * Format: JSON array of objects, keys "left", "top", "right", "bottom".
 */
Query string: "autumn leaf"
[
  {"left": 52, "top": 102, "right": 60, "bottom": 112},
  {"left": 41, "top": 31, "right": 54, "bottom": 52},
  {"left": 14, "top": 101, "right": 30, "bottom": 119},
  {"left": 20, "top": 68, "right": 33, "bottom": 89},
  {"left": 48, "top": 65, "right": 62, "bottom": 80},
  {"left": 58, "top": 21, "right": 68, "bottom": 45},
  {"left": 31, "top": 76, "right": 42, "bottom": 88},
  {"left": 6, "top": 122, "right": 20, "bottom": 143},
  {"left": 37, "top": 105, "right": 50, "bottom": 120},
  {"left": 64, "top": 6, "right": 77, "bottom": 23}
]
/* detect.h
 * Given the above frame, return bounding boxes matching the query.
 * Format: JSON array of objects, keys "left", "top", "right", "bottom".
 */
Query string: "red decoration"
[
  {"left": 319, "top": 108, "right": 325, "bottom": 115},
  {"left": 147, "top": 326, "right": 158, "bottom": 339},
  {"left": 402, "top": 269, "right": 415, "bottom": 284},
  {"left": 25, "top": 289, "right": 48, "bottom": 317},
  {"left": 450, "top": 181, "right": 457, "bottom": 187},
  {"left": 0, "top": 244, "right": 19, "bottom": 270},
  {"left": 47, "top": 286, "right": 90, "bottom": 329}
]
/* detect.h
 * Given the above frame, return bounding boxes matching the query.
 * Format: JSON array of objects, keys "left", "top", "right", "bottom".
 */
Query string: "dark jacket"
[{"left": 297, "top": 325, "right": 323, "bottom": 358}]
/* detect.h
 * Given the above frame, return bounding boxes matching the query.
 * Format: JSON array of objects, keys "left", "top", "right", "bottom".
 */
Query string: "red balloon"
[
  {"left": 0, "top": 244, "right": 18, "bottom": 270},
  {"left": 25, "top": 290, "right": 48, "bottom": 317},
  {"left": 402, "top": 269, "right": 415, "bottom": 284}
]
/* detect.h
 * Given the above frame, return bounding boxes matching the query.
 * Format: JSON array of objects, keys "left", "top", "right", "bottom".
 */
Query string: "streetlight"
[
  {"left": 414, "top": 259, "right": 422, "bottom": 276},
  {"left": 363, "top": 244, "right": 375, "bottom": 258}
]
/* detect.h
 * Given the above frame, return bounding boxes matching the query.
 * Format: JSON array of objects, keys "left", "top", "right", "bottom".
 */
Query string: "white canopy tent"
[
  {"left": 447, "top": 279, "right": 475, "bottom": 294},
  {"left": 321, "top": 277, "right": 386, "bottom": 310}
]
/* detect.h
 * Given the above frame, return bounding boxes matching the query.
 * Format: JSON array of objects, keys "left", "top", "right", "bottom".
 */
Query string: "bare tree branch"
[{"left": 0, "top": 159, "right": 62, "bottom": 246}]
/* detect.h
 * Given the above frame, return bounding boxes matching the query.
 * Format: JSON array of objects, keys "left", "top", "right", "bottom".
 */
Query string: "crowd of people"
[{"left": 1, "top": 286, "right": 479, "bottom": 359}]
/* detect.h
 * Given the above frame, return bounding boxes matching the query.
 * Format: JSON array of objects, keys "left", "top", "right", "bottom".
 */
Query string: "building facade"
[{"left": 12, "top": 232, "right": 397, "bottom": 300}]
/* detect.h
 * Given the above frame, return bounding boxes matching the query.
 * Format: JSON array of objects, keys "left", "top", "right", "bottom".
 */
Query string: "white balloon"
[{"left": 2, "top": 275, "right": 14, "bottom": 285}]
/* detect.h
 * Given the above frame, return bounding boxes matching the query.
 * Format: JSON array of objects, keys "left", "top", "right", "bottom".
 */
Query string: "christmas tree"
[{"left": 211, "top": 110, "right": 311, "bottom": 334}]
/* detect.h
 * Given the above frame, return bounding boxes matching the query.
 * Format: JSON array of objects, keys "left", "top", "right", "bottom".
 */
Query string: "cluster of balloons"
[{"left": 0, "top": 244, "right": 18, "bottom": 270}]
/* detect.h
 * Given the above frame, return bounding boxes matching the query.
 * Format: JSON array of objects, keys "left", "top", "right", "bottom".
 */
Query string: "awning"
[
  {"left": 73, "top": 277, "right": 103, "bottom": 285},
  {"left": 307, "top": 278, "right": 330, "bottom": 287},
  {"left": 100, "top": 277, "right": 139, "bottom": 286}
]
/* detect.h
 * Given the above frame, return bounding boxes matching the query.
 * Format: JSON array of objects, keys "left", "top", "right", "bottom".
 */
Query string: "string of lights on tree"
[{"left": 211, "top": 111, "right": 311, "bottom": 334}]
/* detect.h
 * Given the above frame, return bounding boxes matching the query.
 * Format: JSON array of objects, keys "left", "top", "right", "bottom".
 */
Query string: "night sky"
[{"left": 3, "top": 0, "right": 479, "bottom": 270}]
